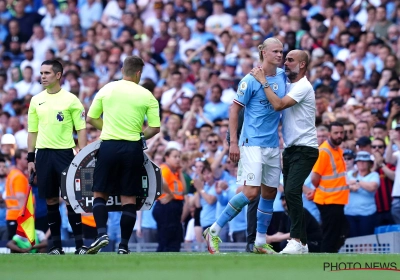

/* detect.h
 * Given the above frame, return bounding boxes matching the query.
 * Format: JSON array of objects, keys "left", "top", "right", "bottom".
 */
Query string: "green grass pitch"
[{"left": 1, "top": 253, "right": 400, "bottom": 280}]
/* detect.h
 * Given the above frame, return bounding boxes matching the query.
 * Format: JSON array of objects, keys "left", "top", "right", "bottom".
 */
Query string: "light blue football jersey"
[{"left": 233, "top": 68, "right": 286, "bottom": 148}]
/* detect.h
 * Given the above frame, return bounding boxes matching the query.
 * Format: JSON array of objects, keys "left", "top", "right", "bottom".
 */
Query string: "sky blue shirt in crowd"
[
  {"left": 200, "top": 183, "right": 217, "bottom": 227},
  {"left": 303, "top": 174, "right": 321, "bottom": 223},
  {"left": 0, "top": 181, "right": 6, "bottom": 227},
  {"left": 345, "top": 171, "right": 380, "bottom": 216},
  {"left": 141, "top": 206, "right": 157, "bottom": 229},
  {"left": 203, "top": 102, "right": 229, "bottom": 122},
  {"left": 234, "top": 70, "right": 286, "bottom": 148}
]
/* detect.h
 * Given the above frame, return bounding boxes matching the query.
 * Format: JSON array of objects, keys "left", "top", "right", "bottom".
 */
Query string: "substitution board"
[{"left": 60, "top": 140, "right": 162, "bottom": 213}]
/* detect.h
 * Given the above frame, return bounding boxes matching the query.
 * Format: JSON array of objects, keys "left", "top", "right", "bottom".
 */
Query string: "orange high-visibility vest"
[
  {"left": 159, "top": 164, "right": 184, "bottom": 201},
  {"left": 5, "top": 169, "right": 29, "bottom": 221},
  {"left": 313, "top": 141, "right": 349, "bottom": 205}
]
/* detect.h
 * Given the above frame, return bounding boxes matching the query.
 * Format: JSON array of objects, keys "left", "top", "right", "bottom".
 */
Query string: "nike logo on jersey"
[{"left": 39, "top": 102, "right": 46, "bottom": 105}]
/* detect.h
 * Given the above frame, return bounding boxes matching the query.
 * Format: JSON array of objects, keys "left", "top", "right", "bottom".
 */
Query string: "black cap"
[
  {"left": 356, "top": 136, "right": 372, "bottom": 147},
  {"left": 2, "top": 55, "right": 11, "bottom": 61},
  {"left": 369, "top": 38, "right": 384, "bottom": 46},
  {"left": 311, "top": 13, "right": 326, "bottom": 22},
  {"left": 335, "top": 10, "right": 349, "bottom": 19},
  {"left": 348, "top": 20, "right": 361, "bottom": 28},
  {"left": 343, "top": 149, "right": 355, "bottom": 158}
]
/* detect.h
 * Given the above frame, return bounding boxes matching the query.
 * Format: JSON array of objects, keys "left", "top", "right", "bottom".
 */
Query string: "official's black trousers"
[
  {"left": 317, "top": 204, "right": 348, "bottom": 253},
  {"left": 153, "top": 200, "right": 183, "bottom": 252},
  {"left": 282, "top": 146, "right": 318, "bottom": 244}
]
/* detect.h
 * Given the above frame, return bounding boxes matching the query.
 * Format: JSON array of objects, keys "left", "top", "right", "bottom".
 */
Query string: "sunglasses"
[
  {"left": 208, "top": 140, "right": 218, "bottom": 144},
  {"left": 371, "top": 145, "right": 384, "bottom": 149},
  {"left": 344, "top": 130, "right": 353, "bottom": 133},
  {"left": 344, "top": 157, "right": 354, "bottom": 161},
  {"left": 195, "top": 157, "right": 206, "bottom": 162}
]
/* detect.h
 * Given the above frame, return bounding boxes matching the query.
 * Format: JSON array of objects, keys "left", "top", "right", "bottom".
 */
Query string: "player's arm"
[
  {"left": 27, "top": 100, "right": 39, "bottom": 174},
  {"left": 229, "top": 102, "right": 242, "bottom": 146},
  {"left": 250, "top": 68, "right": 297, "bottom": 111},
  {"left": 87, "top": 117, "right": 103, "bottom": 130},
  {"left": 76, "top": 129, "right": 87, "bottom": 150},
  {"left": 260, "top": 81, "right": 296, "bottom": 111},
  {"left": 70, "top": 98, "right": 88, "bottom": 149},
  {"left": 27, "top": 132, "right": 37, "bottom": 154},
  {"left": 229, "top": 102, "right": 242, "bottom": 163},
  {"left": 27, "top": 132, "right": 37, "bottom": 174},
  {"left": 87, "top": 88, "right": 104, "bottom": 130},
  {"left": 143, "top": 126, "right": 160, "bottom": 140},
  {"left": 265, "top": 91, "right": 297, "bottom": 111},
  {"left": 311, "top": 172, "right": 321, "bottom": 189},
  {"left": 144, "top": 95, "right": 161, "bottom": 140}
]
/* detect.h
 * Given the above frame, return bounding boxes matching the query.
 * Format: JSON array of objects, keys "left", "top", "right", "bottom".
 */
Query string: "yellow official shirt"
[
  {"left": 27, "top": 89, "right": 86, "bottom": 149},
  {"left": 87, "top": 80, "right": 160, "bottom": 141}
]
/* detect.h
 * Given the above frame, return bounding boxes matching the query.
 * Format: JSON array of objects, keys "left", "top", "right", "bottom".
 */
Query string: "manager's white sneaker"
[
  {"left": 280, "top": 239, "right": 303, "bottom": 254},
  {"left": 302, "top": 244, "right": 309, "bottom": 254}
]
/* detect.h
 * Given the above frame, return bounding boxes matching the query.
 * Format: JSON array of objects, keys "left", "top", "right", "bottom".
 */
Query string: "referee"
[
  {"left": 86, "top": 55, "right": 160, "bottom": 254},
  {"left": 250, "top": 50, "right": 318, "bottom": 254},
  {"left": 27, "top": 60, "right": 88, "bottom": 255}
]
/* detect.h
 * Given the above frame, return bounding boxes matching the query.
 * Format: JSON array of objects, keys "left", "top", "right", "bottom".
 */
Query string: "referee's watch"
[{"left": 262, "top": 81, "right": 270, "bottom": 88}]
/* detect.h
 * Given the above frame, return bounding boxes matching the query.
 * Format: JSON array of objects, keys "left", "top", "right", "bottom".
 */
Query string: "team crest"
[
  {"left": 57, "top": 111, "right": 64, "bottom": 122},
  {"left": 272, "top": 83, "right": 278, "bottom": 91},
  {"left": 247, "top": 173, "right": 255, "bottom": 181},
  {"left": 240, "top": 82, "right": 247, "bottom": 91}
]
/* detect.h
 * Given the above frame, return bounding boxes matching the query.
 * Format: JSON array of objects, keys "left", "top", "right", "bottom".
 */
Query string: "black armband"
[{"left": 27, "top": 152, "right": 35, "bottom": 163}]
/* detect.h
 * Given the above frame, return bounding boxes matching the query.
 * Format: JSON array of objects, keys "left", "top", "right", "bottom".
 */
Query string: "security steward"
[
  {"left": 310, "top": 121, "right": 349, "bottom": 253},
  {"left": 86, "top": 55, "right": 160, "bottom": 255},
  {"left": 27, "top": 60, "right": 88, "bottom": 255}
]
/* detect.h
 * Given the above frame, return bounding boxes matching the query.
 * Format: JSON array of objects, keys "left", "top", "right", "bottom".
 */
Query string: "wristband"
[{"left": 27, "top": 152, "right": 35, "bottom": 163}]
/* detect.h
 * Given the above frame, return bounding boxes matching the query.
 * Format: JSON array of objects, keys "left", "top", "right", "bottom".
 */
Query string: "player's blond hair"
[{"left": 258, "top": 38, "right": 283, "bottom": 62}]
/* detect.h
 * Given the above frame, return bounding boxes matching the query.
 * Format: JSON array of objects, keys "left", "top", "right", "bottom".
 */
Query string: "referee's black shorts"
[
  {"left": 36, "top": 149, "right": 74, "bottom": 199},
  {"left": 92, "top": 140, "right": 144, "bottom": 196}
]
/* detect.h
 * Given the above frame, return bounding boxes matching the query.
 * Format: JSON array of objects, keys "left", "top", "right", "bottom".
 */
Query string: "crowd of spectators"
[{"left": 0, "top": 0, "right": 400, "bottom": 252}]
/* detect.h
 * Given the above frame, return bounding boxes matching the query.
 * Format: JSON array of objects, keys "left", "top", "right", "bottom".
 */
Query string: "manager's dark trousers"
[
  {"left": 317, "top": 204, "right": 348, "bottom": 253},
  {"left": 153, "top": 200, "right": 183, "bottom": 252},
  {"left": 282, "top": 146, "right": 319, "bottom": 244}
]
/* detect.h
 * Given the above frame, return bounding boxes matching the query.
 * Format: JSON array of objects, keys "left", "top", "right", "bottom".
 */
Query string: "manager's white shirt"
[{"left": 282, "top": 76, "right": 318, "bottom": 149}]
